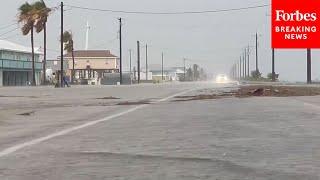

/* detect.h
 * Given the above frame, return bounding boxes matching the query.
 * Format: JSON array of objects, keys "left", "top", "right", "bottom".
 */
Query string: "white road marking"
[
  {"left": 304, "top": 102, "right": 320, "bottom": 110},
  {"left": 0, "top": 89, "right": 195, "bottom": 158}
]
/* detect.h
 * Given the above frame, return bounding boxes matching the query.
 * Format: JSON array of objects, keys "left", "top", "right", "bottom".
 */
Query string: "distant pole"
[
  {"left": 183, "top": 58, "right": 186, "bottom": 81},
  {"left": 145, "top": 44, "right": 148, "bottom": 80},
  {"left": 243, "top": 53, "right": 245, "bottom": 78},
  {"left": 307, "top": 49, "right": 312, "bottom": 84},
  {"left": 133, "top": 66, "right": 136, "bottom": 81},
  {"left": 247, "top": 45, "right": 250, "bottom": 77},
  {"left": 232, "top": 64, "right": 235, "bottom": 79},
  {"left": 85, "top": 21, "right": 90, "bottom": 50},
  {"left": 239, "top": 56, "right": 242, "bottom": 79},
  {"left": 272, "top": 48, "right": 275, "bottom": 82},
  {"left": 43, "top": 23, "right": 47, "bottom": 85},
  {"left": 255, "top": 32, "right": 259, "bottom": 72},
  {"left": 233, "top": 64, "right": 236, "bottom": 79},
  {"left": 129, "top": 49, "right": 132, "bottom": 83},
  {"left": 238, "top": 62, "right": 240, "bottom": 80},
  {"left": 137, "top": 41, "right": 140, "bottom": 84},
  {"left": 60, "top": 2, "right": 64, "bottom": 87},
  {"left": 244, "top": 50, "right": 247, "bottom": 78},
  {"left": 119, "top": 18, "right": 123, "bottom": 85},
  {"left": 162, "top": 52, "right": 164, "bottom": 81},
  {"left": 235, "top": 64, "right": 237, "bottom": 79}
]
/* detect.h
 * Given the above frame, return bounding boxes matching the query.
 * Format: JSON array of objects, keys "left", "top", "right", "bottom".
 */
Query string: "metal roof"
[{"left": 0, "top": 40, "right": 42, "bottom": 54}]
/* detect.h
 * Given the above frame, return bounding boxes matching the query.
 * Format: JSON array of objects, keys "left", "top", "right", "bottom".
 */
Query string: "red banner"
[{"left": 272, "top": 0, "right": 320, "bottom": 48}]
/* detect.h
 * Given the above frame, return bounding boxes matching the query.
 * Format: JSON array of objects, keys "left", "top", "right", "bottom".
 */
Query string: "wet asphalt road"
[{"left": 0, "top": 82, "right": 319, "bottom": 180}]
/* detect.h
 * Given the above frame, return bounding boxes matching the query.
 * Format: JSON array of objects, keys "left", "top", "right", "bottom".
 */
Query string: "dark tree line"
[{"left": 183, "top": 64, "right": 207, "bottom": 81}]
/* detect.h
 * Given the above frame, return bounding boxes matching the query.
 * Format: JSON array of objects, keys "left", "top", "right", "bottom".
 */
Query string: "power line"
[
  {"left": 1, "top": 33, "right": 20, "bottom": 40},
  {"left": 65, "top": 4, "right": 269, "bottom": 15},
  {"left": 0, "top": 22, "right": 19, "bottom": 31},
  {"left": 0, "top": 27, "right": 20, "bottom": 37},
  {"left": 0, "top": 5, "right": 59, "bottom": 38}
]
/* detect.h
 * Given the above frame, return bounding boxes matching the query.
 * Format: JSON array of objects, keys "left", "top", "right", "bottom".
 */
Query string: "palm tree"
[
  {"left": 62, "top": 31, "right": 75, "bottom": 83},
  {"left": 18, "top": 2, "right": 37, "bottom": 86},
  {"left": 33, "top": 0, "right": 51, "bottom": 85}
]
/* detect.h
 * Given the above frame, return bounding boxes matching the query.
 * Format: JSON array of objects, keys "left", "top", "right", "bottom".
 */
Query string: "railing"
[{"left": 0, "top": 59, "right": 42, "bottom": 70}]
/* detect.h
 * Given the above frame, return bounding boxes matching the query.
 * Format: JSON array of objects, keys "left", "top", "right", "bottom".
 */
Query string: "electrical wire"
[
  {"left": 1, "top": 33, "right": 20, "bottom": 40},
  {"left": 65, "top": 4, "right": 269, "bottom": 15},
  {"left": 0, "top": 22, "right": 19, "bottom": 31},
  {"left": 0, "top": 27, "right": 20, "bottom": 37},
  {"left": 0, "top": 5, "right": 59, "bottom": 39}
]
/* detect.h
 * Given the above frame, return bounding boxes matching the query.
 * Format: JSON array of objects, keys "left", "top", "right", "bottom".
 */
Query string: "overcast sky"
[{"left": 1, "top": 0, "right": 320, "bottom": 82}]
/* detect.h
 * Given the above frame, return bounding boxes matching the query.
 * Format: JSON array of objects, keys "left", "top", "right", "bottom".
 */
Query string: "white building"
[{"left": 0, "top": 40, "right": 42, "bottom": 86}]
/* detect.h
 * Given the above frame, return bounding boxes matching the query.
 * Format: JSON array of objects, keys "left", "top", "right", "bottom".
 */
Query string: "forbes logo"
[{"left": 275, "top": 10, "right": 317, "bottom": 22}]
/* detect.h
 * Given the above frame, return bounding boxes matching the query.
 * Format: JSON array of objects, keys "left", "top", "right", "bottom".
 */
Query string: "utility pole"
[
  {"left": 272, "top": 48, "right": 275, "bottom": 82},
  {"left": 233, "top": 64, "right": 235, "bottom": 80},
  {"left": 162, "top": 52, "right": 164, "bottom": 81},
  {"left": 307, "top": 49, "right": 312, "bottom": 84},
  {"left": 233, "top": 64, "right": 236, "bottom": 79},
  {"left": 43, "top": 22, "right": 47, "bottom": 85},
  {"left": 137, "top": 41, "right": 140, "bottom": 84},
  {"left": 235, "top": 64, "right": 237, "bottom": 79},
  {"left": 247, "top": 45, "right": 250, "bottom": 77},
  {"left": 244, "top": 50, "right": 247, "bottom": 78},
  {"left": 60, "top": 1, "right": 64, "bottom": 87},
  {"left": 239, "top": 56, "right": 242, "bottom": 79},
  {"left": 145, "top": 44, "right": 148, "bottom": 80},
  {"left": 243, "top": 52, "right": 246, "bottom": 78},
  {"left": 183, "top": 58, "right": 186, "bottom": 81},
  {"left": 119, "top": 18, "right": 123, "bottom": 85},
  {"left": 238, "top": 62, "right": 240, "bottom": 80},
  {"left": 129, "top": 49, "right": 132, "bottom": 84},
  {"left": 255, "top": 32, "right": 259, "bottom": 72},
  {"left": 133, "top": 66, "right": 136, "bottom": 81},
  {"left": 232, "top": 64, "right": 235, "bottom": 79}
]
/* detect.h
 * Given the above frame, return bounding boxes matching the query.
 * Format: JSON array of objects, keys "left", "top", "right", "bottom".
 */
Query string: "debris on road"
[
  {"left": 173, "top": 85, "right": 320, "bottom": 102},
  {"left": 116, "top": 100, "right": 151, "bottom": 106},
  {"left": 173, "top": 94, "right": 227, "bottom": 102},
  {"left": 17, "top": 111, "right": 35, "bottom": 116},
  {"left": 251, "top": 88, "right": 264, "bottom": 96},
  {"left": 96, "top": 96, "right": 120, "bottom": 100},
  {"left": 0, "top": 95, "right": 38, "bottom": 98},
  {"left": 238, "top": 85, "right": 320, "bottom": 97}
]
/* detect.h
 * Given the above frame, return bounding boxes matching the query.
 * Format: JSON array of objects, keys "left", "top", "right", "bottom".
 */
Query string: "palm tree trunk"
[
  {"left": 42, "top": 22, "right": 47, "bottom": 85},
  {"left": 31, "top": 27, "right": 36, "bottom": 86},
  {"left": 72, "top": 49, "right": 75, "bottom": 84}
]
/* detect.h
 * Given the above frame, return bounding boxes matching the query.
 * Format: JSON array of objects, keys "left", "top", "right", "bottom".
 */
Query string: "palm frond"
[{"left": 21, "top": 22, "right": 32, "bottom": 35}]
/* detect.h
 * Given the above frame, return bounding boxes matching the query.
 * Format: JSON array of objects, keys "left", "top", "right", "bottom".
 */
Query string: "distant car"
[{"left": 216, "top": 74, "right": 229, "bottom": 83}]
